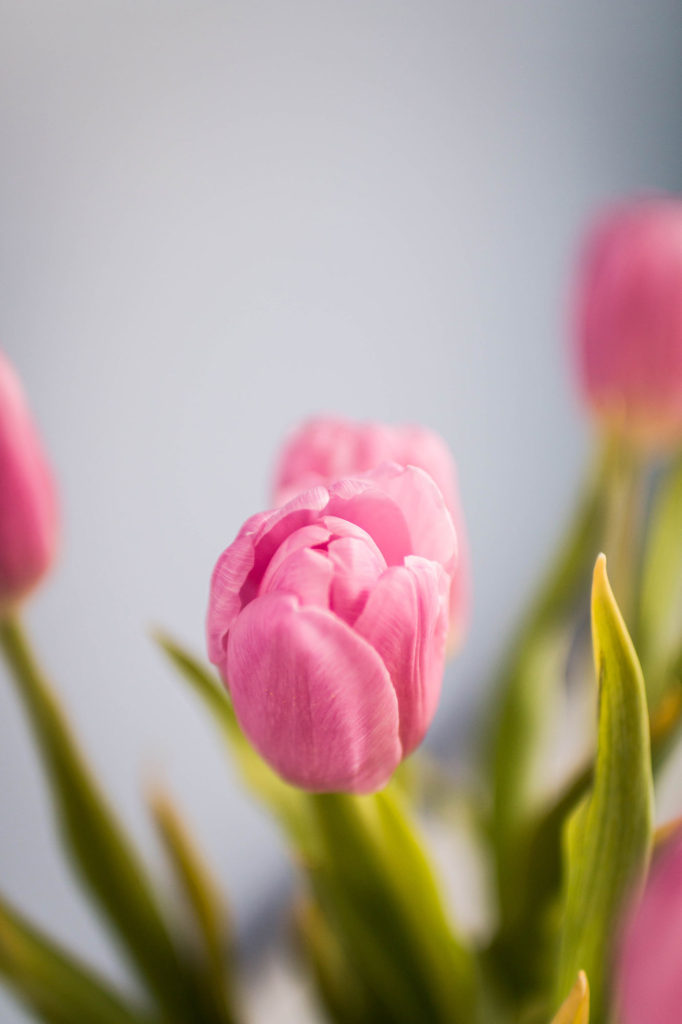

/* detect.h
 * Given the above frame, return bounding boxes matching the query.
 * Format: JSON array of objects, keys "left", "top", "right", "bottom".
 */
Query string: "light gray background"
[{"left": 1, "top": 2, "right": 682, "bottom": 1021}]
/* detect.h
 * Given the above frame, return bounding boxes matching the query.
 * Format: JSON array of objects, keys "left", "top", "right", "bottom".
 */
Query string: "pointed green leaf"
[
  {"left": 0, "top": 616, "right": 189, "bottom": 1019},
  {"left": 551, "top": 971, "right": 589, "bottom": 1024},
  {"left": 297, "top": 900, "right": 380, "bottom": 1024},
  {"left": 154, "top": 632, "right": 312, "bottom": 850},
  {"left": 489, "top": 445, "right": 609, "bottom": 932},
  {"left": 148, "top": 784, "right": 236, "bottom": 1024},
  {"left": 0, "top": 891, "right": 152, "bottom": 1024},
  {"left": 556, "top": 556, "right": 653, "bottom": 1022}
]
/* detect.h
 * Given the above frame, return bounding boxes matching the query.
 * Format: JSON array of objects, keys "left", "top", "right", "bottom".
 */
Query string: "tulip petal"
[
  {"left": 325, "top": 471, "right": 413, "bottom": 566},
  {"left": 206, "top": 489, "right": 330, "bottom": 664},
  {"left": 207, "top": 533, "right": 257, "bottom": 664},
  {"left": 367, "top": 463, "right": 458, "bottom": 573},
  {"left": 260, "top": 546, "right": 333, "bottom": 608},
  {"left": 355, "top": 556, "right": 449, "bottom": 754},
  {"left": 327, "top": 536, "right": 386, "bottom": 624},
  {"left": 226, "top": 593, "right": 401, "bottom": 793}
]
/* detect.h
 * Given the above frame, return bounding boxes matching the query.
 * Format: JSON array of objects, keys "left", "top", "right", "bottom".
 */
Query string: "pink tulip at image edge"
[
  {"left": 617, "top": 832, "right": 682, "bottom": 1024},
  {"left": 576, "top": 197, "right": 682, "bottom": 447},
  {"left": 273, "top": 416, "right": 470, "bottom": 645},
  {"left": 0, "top": 350, "right": 58, "bottom": 612},
  {"left": 207, "top": 462, "right": 458, "bottom": 793}
]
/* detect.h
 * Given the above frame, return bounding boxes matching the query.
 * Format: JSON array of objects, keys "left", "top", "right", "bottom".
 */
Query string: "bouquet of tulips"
[{"left": 3, "top": 197, "right": 682, "bottom": 1024}]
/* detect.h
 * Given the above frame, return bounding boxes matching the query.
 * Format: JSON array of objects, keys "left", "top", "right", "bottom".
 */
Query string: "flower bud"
[
  {"left": 617, "top": 831, "right": 682, "bottom": 1024},
  {"left": 575, "top": 197, "right": 682, "bottom": 447},
  {"left": 207, "top": 463, "right": 457, "bottom": 793},
  {"left": 273, "top": 416, "right": 469, "bottom": 644},
  {"left": 0, "top": 351, "right": 58, "bottom": 611}
]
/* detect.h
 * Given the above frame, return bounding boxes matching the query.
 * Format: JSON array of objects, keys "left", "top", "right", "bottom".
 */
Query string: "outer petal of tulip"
[
  {"left": 225, "top": 592, "right": 402, "bottom": 792},
  {"left": 206, "top": 488, "right": 330, "bottom": 663},
  {"left": 576, "top": 197, "right": 682, "bottom": 446},
  {"left": 0, "top": 351, "right": 58, "bottom": 611},
  {"left": 355, "top": 556, "right": 449, "bottom": 755},
  {"left": 617, "top": 833, "right": 682, "bottom": 1024}
]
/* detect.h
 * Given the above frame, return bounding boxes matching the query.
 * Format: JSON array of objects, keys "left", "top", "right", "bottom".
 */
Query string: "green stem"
[{"left": 601, "top": 440, "right": 647, "bottom": 633}]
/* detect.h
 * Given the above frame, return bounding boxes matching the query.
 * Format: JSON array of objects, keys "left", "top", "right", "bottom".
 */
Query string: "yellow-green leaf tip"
[{"left": 552, "top": 970, "right": 590, "bottom": 1023}]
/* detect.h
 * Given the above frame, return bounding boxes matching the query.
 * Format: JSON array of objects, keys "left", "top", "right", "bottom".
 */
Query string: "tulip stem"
[{"left": 602, "top": 438, "right": 647, "bottom": 632}]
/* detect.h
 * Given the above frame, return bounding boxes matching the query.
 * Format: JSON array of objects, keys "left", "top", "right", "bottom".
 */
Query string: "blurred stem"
[{"left": 602, "top": 439, "right": 647, "bottom": 631}]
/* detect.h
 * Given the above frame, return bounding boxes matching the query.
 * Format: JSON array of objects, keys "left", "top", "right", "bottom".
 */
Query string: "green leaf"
[
  {"left": 489, "top": 444, "right": 609, "bottom": 933},
  {"left": 0, "top": 891, "right": 152, "bottom": 1024},
  {"left": 297, "top": 900, "right": 381, "bottom": 1024},
  {"left": 0, "top": 615, "right": 189, "bottom": 1020},
  {"left": 555, "top": 555, "right": 653, "bottom": 1023},
  {"left": 148, "top": 784, "right": 236, "bottom": 1024},
  {"left": 308, "top": 790, "right": 478, "bottom": 1024},
  {"left": 154, "top": 632, "right": 312, "bottom": 851},
  {"left": 551, "top": 971, "right": 589, "bottom": 1024},
  {"left": 638, "top": 452, "right": 682, "bottom": 707}
]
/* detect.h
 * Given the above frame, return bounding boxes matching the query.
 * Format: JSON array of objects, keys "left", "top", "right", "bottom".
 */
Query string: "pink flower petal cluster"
[
  {"left": 575, "top": 197, "right": 682, "bottom": 446},
  {"left": 207, "top": 463, "right": 457, "bottom": 793},
  {"left": 273, "top": 416, "right": 469, "bottom": 643},
  {"left": 0, "top": 351, "right": 58, "bottom": 612},
  {"left": 617, "top": 832, "right": 682, "bottom": 1024}
]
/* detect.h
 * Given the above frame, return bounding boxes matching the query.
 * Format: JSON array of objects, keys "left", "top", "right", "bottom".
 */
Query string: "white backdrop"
[{"left": 1, "top": 3, "right": 682, "bottom": 1021}]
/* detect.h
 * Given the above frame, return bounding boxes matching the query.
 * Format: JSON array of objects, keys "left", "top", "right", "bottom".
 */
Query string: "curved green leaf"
[
  {"left": 0, "top": 892, "right": 152, "bottom": 1024},
  {"left": 0, "top": 616, "right": 189, "bottom": 1019},
  {"left": 149, "top": 785, "right": 236, "bottom": 1024},
  {"left": 555, "top": 556, "right": 653, "bottom": 1022},
  {"left": 154, "top": 632, "right": 312, "bottom": 850},
  {"left": 489, "top": 444, "right": 609, "bottom": 932}
]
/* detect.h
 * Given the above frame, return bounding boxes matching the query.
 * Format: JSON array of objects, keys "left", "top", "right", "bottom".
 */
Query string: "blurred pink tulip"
[
  {"left": 617, "top": 832, "right": 682, "bottom": 1024},
  {"left": 207, "top": 463, "right": 457, "bottom": 792},
  {"left": 0, "top": 351, "right": 58, "bottom": 612},
  {"left": 576, "top": 197, "right": 682, "bottom": 446},
  {"left": 273, "top": 416, "right": 469, "bottom": 644}
]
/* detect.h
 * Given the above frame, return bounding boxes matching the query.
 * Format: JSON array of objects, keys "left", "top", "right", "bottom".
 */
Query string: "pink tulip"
[
  {"left": 207, "top": 463, "right": 457, "bottom": 792},
  {"left": 0, "top": 351, "right": 58, "bottom": 612},
  {"left": 617, "top": 831, "right": 682, "bottom": 1024},
  {"left": 575, "top": 197, "right": 682, "bottom": 446},
  {"left": 273, "top": 416, "right": 469, "bottom": 644}
]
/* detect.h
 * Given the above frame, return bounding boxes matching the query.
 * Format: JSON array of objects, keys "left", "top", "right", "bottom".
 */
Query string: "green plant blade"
[
  {"left": 308, "top": 790, "right": 478, "bottom": 1024},
  {"left": 297, "top": 900, "right": 383, "bottom": 1024},
  {"left": 0, "top": 615, "right": 189, "bottom": 1019},
  {"left": 148, "top": 785, "right": 236, "bottom": 1024},
  {"left": 154, "top": 632, "right": 312, "bottom": 850},
  {"left": 489, "top": 444, "right": 609, "bottom": 933},
  {"left": 555, "top": 556, "right": 653, "bottom": 1023},
  {"left": 551, "top": 971, "right": 589, "bottom": 1024},
  {"left": 0, "top": 891, "right": 152, "bottom": 1024}
]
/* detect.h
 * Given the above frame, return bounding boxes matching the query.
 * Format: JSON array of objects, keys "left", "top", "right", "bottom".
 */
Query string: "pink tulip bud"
[
  {"left": 207, "top": 463, "right": 457, "bottom": 792},
  {"left": 0, "top": 351, "right": 58, "bottom": 612},
  {"left": 576, "top": 197, "right": 682, "bottom": 447},
  {"left": 273, "top": 416, "right": 470, "bottom": 645},
  {"left": 617, "top": 831, "right": 682, "bottom": 1024}
]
